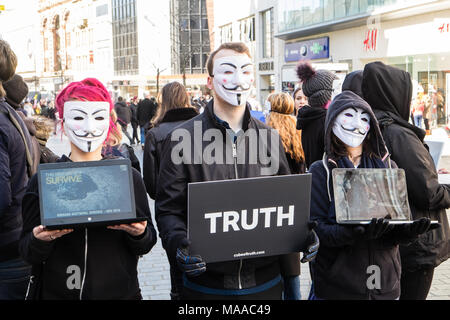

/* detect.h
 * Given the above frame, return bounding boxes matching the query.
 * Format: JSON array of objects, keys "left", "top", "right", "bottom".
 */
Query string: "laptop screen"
[
  {"left": 38, "top": 159, "right": 136, "bottom": 228},
  {"left": 332, "top": 168, "right": 412, "bottom": 224}
]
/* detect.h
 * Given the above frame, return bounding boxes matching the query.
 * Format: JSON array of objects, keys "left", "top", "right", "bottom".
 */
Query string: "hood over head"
[
  {"left": 362, "top": 61, "right": 412, "bottom": 122},
  {"left": 324, "top": 91, "right": 389, "bottom": 160},
  {"left": 342, "top": 70, "right": 363, "bottom": 98}
]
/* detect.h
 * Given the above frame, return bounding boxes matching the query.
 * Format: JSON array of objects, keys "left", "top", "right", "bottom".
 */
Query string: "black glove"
[
  {"left": 391, "top": 218, "right": 440, "bottom": 240},
  {"left": 176, "top": 238, "right": 206, "bottom": 278},
  {"left": 353, "top": 218, "right": 392, "bottom": 241},
  {"left": 301, "top": 222, "right": 320, "bottom": 263}
]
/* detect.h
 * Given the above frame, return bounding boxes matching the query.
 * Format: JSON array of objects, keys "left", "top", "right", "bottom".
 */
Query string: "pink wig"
[{"left": 55, "top": 78, "right": 117, "bottom": 141}]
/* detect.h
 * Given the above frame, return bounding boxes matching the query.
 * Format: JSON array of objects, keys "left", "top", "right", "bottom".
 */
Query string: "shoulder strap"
[{"left": 0, "top": 104, "right": 35, "bottom": 177}]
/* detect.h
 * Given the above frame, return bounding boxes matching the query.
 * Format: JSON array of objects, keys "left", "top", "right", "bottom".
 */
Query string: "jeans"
[
  {"left": 140, "top": 127, "right": 146, "bottom": 145},
  {"left": 282, "top": 276, "right": 301, "bottom": 300},
  {"left": 414, "top": 115, "right": 423, "bottom": 128},
  {"left": 0, "top": 258, "right": 32, "bottom": 300}
]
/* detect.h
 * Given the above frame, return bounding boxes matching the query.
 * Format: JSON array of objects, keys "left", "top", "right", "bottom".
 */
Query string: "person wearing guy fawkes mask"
[
  {"left": 308, "top": 91, "right": 438, "bottom": 300},
  {"left": 19, "top": 78, "right": 156, "bottom": 300},
  {"left": 155, "top": 42, "right": 320, "bottom": 300}
]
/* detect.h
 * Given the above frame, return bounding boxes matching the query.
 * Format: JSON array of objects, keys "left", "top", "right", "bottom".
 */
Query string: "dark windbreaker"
[{"left": 362, "top": 61, "right": 450, "bottom": 271}]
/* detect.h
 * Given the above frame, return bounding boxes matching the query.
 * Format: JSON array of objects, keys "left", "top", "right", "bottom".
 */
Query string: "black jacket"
[
  {"left": 296, "top": 106, "right": 327, "bottom": 169},
  {"left": 137, "top": 99, "right": 157, "bottom": 128},
  {"left": 310, "top": 91, "right": 401, "bottom": 300},
  {"left": 19, "top": 156, "right": 157, "bottom": 300},
  {"left": 155, "top": 100, "right": 292, "bottom": 295},
  {"left": 143, "top": 107, "right": 198, "bottom": 199},
  {"left": 115, "top": 102, "right": 131, "bottom": 126},
  {"left": 362, "top": 61, "right": 450, "bottom": 271},
  {"left": 342, "top": 70, "right": 363, "bottom": 98},
  {"left": 130, "top": 103, "right": 139, "bottom": 127},
  {"left": 0, "top": 99, "right": 32, "bottom": 262}
]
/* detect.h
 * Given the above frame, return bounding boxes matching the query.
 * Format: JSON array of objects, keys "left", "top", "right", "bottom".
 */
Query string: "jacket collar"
[
  {"left": 160, "top": 107, "right": 198, "bottom": 124},
  {"left": 204, "top": 99, "right": 253, "bottom": 133}
]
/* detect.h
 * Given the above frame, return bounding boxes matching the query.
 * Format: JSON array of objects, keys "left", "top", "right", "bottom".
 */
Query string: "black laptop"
[{"left": 38, "top": 159, "right": 146, "bottom": 230}]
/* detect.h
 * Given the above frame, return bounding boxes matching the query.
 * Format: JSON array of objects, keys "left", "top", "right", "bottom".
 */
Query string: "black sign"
[
  {"left": 188, "top": 174, "right": 311, "bottom": 263},
  {"left": 259, "top": 61, "right": 274, "bottom": 71}
]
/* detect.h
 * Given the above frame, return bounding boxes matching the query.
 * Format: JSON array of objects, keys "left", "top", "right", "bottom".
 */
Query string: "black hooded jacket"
[
  {"left": 342, "top": 71, "right": 363, "bottom": 98},
  {"left": 309, "top": 91, "right": 401, "bottom": 300},
  {"left": 296, "top": 106, "right": 327, "bottom": 169},
  {"left": 362, "top": 61, "right": 450, "bottom": 271},
  {"left": 19, "top": 156, "right": 157, "bottom": 300}
]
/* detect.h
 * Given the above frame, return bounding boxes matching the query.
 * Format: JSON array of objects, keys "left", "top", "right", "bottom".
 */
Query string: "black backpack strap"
[{"left": 0, "top": 104, "right": 34, "bottom": 177}]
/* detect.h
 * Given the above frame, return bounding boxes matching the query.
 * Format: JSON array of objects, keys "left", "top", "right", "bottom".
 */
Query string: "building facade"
[
  {"left": 277, "top": 0, "right": 450, "bottom": 126},
  {"left": 212, "top": 0, "right": 279, "bottom": 109}
]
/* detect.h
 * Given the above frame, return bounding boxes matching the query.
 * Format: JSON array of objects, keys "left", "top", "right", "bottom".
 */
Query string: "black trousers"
[
  {"left": 400, "top": 267, "right": 435, "bottom": 300},
  {"left": 131, "top": 124, "right": 140, "bottom": 144}
]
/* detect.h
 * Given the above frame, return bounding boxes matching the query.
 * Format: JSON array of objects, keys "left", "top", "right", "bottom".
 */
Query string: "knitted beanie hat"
[
  {"left": 296, "top": 62, "right": 337, "bottom": 108},
  {"left": 3, "top": 74, "right": 29, "bottom": 109}
]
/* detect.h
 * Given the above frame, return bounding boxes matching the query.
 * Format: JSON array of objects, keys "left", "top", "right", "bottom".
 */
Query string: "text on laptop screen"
[{"left": 40, "top": 164, "right": 133, "bottom": 219}]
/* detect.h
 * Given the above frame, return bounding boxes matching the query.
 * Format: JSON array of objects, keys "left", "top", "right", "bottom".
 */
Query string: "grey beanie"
[{"left": 296, "top": 62, "right": 337, "bottom": 108}]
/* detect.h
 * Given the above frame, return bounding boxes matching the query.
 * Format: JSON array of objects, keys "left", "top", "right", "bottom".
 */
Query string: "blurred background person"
[
  {"left": 266, "top": 92, "right": 306, "bottom": 300},
  {"left": 292, "top": 86, "right": 308, "bottom": 116},
  {"left": 143, "top": 81, "right": 198, "bottom": 300}
]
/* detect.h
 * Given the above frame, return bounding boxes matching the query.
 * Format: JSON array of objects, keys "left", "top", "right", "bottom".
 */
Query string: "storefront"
[{"left": 277, "top": 6, "right": 450, "bottom": 127}]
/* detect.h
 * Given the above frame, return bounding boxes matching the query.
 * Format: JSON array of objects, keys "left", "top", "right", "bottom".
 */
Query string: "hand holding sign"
[
  {"left": 300, "top": 222, "right": 320, "bottom": 263},
  {"left": 176, "top": 238, "right": 206, "bottom": 278}
]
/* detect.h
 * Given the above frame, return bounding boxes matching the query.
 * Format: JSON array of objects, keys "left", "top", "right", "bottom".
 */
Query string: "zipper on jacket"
[
  {"left": 232, "top": 140, "right": 243, "bottom": 290},
  {"left": 80, "top": 228, "right": 88, "bottom": 300}
]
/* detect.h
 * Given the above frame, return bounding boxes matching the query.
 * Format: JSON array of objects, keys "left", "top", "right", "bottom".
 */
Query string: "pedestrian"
[
  {"left": 412, "top": 93, "right": 425, "bottom": 129},
  {"left": 155, "top": 42, "right": 319, "bottom": 300},
  {"left": 143, "top": 82, "right": 198, "bottom": 300},
  {"left": 292, "top": 86, "right": 308, "bottom": 116},
  {"left": 362, "top": 61, "right": 450, "bottom": 300},
  {"left": 3, "top": 74, "right": 41, "bottom": 174},
  {"left": 423, "top": 94, "right": 432, "bottom": 135},
  {"left": 19, "top": 78, "right": 157, "bottom": 300},
  {"left": 130, "top": 96, "right": 140, "bottom": 145},
  {"left": 266, "top": 92, "right": 305, "bottom": 300},
  {"left": 114, "top": 96, "right": 133, "bottom": 144},
  {"left": 32, "top": 117, "right": 59, "bottom": 164},
  {"left": 296, "top": 62, "right": 337, "bottom": 169},
  {"left": 137, "top": 92, "right": 158, "bottom": 146},
  {"left": 0, "top": 40, "right": 34, "bottom": 300},
  {"left": 309, "top": 90, "right": 437, "bottom": 300}
]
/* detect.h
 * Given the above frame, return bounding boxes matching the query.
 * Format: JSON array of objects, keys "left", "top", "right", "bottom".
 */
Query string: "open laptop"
[
  {"left": 188, "top": 174, "right": 312, "bottom": 263},
  {"left": 38, "top": 159, "right": 146, "bottom": 230},
  {"left": 333, "top": 169, "right": 414, "bottom": 225}
]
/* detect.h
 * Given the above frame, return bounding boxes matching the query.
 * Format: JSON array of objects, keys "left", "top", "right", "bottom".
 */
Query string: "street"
[{"left": 46, "top": 128, "right": 450, "bottom": 300}]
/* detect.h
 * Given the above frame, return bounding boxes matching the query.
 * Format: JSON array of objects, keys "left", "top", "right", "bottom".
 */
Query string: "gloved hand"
[
  {"left": 176, "top": 238, "right": 206, "bottom": 278},
  {"left": 393, "top": 218, "right": 440, "bottom": 239},
  {"left": 301, "top": 222, "right": 320, "bottom": 263},
  {"left": 353, "top": 218, "right": 392, "bottom": 241}
]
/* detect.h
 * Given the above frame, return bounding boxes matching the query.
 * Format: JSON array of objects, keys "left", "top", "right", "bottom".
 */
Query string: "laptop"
[
  {"left": 38, "top": 159, "right": 146, "bottom": 230},
  {"left": 188, "top": 174, "right": 312, "bottom": 263},
  {"left": 333, "top": 169, "right": 413, "bottom": 225}
]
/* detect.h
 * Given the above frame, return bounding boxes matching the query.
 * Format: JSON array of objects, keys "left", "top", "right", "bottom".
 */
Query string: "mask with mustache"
[
  {"left": 63, "top": 101, "right": 110, "bottom": 153},
  {"left": 212, "top": 55, "right": 254, "bottom": 107},
  {"left": 333, "top": 107, "right": 371, "bottom": 148}
]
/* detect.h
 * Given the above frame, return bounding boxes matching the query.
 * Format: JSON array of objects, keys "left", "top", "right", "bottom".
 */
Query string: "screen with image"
[
  {"left": 40, "top": 164, "right": 133, "bottom": 220},
  {"left": 333, "top": 169, "right": 412, "bottom": 223}
]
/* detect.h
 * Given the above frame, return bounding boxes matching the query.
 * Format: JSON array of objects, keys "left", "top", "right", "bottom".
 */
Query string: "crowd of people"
[{"left": 1, "top": 38, "right": 449, "bottom": 301}]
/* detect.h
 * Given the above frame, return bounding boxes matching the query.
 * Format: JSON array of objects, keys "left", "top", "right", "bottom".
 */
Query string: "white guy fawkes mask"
[
  {"left": 213, "top": 55, "right": 255, "bottom": 107},
  {"left": 63, "top": 101, "right": 110, "bottom": 153},
  {"left": 332, "top": 107, "right": 371, "bottom": 148}
]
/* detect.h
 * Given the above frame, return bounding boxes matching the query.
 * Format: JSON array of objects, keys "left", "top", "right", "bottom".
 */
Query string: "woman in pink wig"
[{"left": 19, "top": 78, "right": 157, "bottom": 300}]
